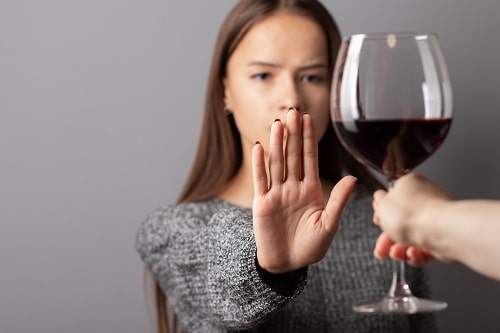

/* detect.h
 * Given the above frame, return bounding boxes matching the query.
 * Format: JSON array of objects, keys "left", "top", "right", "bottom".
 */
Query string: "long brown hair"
[{"left": 150, "top": 0, "right": 380, "bottom": 332}]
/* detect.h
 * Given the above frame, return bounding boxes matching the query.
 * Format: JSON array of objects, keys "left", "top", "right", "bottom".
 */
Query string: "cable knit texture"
[{"left": 136, "top": 190, "right": 437, "bottom": 332}]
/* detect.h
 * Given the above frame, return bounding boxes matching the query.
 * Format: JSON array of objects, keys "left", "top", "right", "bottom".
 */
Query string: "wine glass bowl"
[{"left": 331, "top": 32, "right": 452, "bottom": 313}]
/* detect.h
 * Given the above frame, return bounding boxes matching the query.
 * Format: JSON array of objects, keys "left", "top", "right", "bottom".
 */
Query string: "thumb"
[{"left": 323, "top": 175, "right": 357, "bottom": 232}]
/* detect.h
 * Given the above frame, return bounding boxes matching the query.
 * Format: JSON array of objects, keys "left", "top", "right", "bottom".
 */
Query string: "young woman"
[{"left": 136, "top": 1, "right": 437, "bottom": 332}]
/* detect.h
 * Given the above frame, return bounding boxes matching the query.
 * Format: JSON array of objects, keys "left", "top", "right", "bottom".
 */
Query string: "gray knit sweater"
[{"left": 136, "top": 190, "right": 437, "bottom": 333}]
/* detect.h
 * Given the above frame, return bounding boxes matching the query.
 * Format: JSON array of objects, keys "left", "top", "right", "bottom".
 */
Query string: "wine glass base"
[{"left": 353, "top": 296, "right": 447, "bottom": 314}]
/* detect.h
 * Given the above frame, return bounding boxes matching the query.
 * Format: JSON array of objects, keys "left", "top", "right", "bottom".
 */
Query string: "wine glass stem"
[
  {"left": 385, "top": 179, "right": 413, "bottom": 298},
  {"left": 387, "top": 260, "right": 412, "bottom": 298}
]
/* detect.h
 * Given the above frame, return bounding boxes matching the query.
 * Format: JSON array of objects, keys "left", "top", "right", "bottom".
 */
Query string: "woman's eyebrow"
[
  {"left": 247, "top": 61, "right": 279, "bottom": 68},
  {"left": 302, "top": 63, "right": 328, "bottom": 70},
  {"left": 247, "top": 61, "right": 328, "bottom": 70}
]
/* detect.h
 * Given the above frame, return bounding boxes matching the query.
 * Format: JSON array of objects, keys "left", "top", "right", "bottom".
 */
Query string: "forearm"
[
  {"left": 137, "top": 204, "right": 306, "bottom": 330},
  {"left": 205, "top": 208, "right": 307, "bottom": 327},
  {"left": 416, "top": 199, "right": 500, "bottom": 281}
]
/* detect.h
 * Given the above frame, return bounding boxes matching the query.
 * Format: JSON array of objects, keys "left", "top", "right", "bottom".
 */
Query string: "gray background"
[{"left": 1, "top": 0, "right": 499, "bottom": 332}]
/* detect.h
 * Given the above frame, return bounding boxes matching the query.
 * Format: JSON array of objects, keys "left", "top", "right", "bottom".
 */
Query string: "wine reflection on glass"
[{"left": 331, "top": 32, "right": 452, "bottom": 313}]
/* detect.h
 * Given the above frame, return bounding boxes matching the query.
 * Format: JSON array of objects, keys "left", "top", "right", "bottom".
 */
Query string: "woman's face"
[{"left": 224, "top": 11, "right": 330, "bottom": 156}]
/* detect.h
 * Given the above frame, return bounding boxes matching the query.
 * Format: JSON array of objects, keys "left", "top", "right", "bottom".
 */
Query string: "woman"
[{"left": 136, "top": 0, "right": 437, "bottom": 332}]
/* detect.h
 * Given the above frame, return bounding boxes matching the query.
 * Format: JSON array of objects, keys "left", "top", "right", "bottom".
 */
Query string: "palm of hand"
[{"left": 252, "top": 109, "right": 355, "bottom": 273}]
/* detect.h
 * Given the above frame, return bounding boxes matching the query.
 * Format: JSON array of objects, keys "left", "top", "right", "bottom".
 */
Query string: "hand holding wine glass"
[
  {"left": 372, "top": 173, "right": 454, "bottom": 265},
  {"left": 331, "top": 32, "right": 453, "bottom": 313}
]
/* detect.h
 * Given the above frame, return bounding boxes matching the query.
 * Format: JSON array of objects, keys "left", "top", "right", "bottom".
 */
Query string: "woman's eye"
[
  {"left": 302, "top": 74, "right": 325, "bottom": 83},
  {"left": 251, "top": 73, "right": 271, "bottom": 80}
]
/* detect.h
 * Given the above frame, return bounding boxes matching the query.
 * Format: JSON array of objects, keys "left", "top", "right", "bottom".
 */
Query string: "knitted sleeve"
[{"left": 135, "top": 203, "right": 307, "bottom": 331}]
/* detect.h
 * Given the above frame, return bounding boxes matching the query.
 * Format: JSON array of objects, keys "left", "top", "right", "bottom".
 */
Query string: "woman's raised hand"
[{"left": 252, "top": 108, "right": 356, "bottom": 273}]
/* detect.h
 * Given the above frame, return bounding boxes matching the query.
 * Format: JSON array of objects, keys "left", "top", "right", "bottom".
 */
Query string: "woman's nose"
[{"left": 279, "top": 78, "right": 302, "bottom": 112}]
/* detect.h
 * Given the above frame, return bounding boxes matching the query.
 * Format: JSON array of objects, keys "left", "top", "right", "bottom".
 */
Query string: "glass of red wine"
[{"left": 331, "top": 32, "right": 453, "bottom": 313}]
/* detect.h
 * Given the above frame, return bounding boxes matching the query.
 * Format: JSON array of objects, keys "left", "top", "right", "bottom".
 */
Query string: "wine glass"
[{"left": 331, "top": 32, "right": 452, "bottom": 313}]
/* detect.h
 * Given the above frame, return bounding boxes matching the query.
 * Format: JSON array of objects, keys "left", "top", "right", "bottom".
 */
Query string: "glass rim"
[{"left": 343, "top": 31, "right": 439, "bottom": 42}]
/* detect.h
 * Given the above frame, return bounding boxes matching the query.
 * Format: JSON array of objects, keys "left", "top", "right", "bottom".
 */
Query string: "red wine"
[{"left": 333, "top": 118, "right": 452, "bottom": 180}]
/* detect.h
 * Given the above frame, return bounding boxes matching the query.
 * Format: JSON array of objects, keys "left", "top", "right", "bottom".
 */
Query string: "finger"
[
  {"left": 284, "top": 108, "right": 302, "bottom": 181},
  {"left": 268, "top": 119, "right": 284, "bottom": 187},
  {"left": 372, "top": 210, "right": 379, "bottom": 225},
  {"left": 322, "top": 175, "right": 357, "bottom": 232},
  {"left": 389, "top": 243, "right": 408, "bottom": 261},
  {"left": 373, "top": 189, "right": 387, "bottom": 205},
  {"left": 372, "top": 190, "right": 386, "bottom": 225},
  {"left": 374, "top": 232, "right": 394, "bottom": 259},
  {"left": 301, "top": 113, "right": 319, "bottom": 183},
  {"left": 252, "top": 141, "right": 268, "bottom": 196},
  {"left": 406, "top": 247, "right": 434, "bottom": 267}
]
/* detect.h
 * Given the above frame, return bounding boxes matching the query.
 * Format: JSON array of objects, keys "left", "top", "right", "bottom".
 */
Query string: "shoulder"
[
  {"left": 136, "top": 198, "right": 251, "bottom": 239},
  {"left": 135, "top": 198, "right": 252, "bottom": 260},
  {"left": 140, "top": 198, "right": 232, "bottom": 230},
  {"left": 135, "top": 199, "right": 221, "bottom": 258}
]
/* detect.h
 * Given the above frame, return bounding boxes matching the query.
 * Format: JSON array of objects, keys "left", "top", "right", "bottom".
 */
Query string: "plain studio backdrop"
[{"left": 1, "top": 1, "right": 499, "bottom": 332}]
